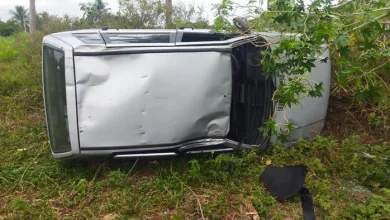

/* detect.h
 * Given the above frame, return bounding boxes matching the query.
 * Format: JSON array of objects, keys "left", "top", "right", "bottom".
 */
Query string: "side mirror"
[{"left": 233, "top": 17, "right": 250, "bottom": 34}]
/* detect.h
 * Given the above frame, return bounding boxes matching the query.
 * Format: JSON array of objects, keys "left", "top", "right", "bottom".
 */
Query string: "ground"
[
  {"left": 323, "top": 96, "right": 390, "bottom": 144},
  {"left": 0, "top": 34, "right": 389, "bottom": 219},
  {"left": 1, "top": 92, "right": 389, "bottom": 219}
]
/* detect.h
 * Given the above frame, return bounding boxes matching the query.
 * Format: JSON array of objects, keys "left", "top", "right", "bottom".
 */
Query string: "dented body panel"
[
  {"left": 42, "top": 29, "right": 331, "bottom": 159},
  {"left": 75, "top": 52, "right": 232, "bottom": 149}
]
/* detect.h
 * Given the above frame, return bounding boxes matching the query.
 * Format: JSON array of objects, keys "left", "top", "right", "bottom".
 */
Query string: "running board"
[
  {"left": 113, "top": 152, "right": 177, "bottom": 159},
  {"left": 112, "top": 148, "right": 235, "bottom": 159},
  {"left": 111, "top": 138, "right": 262, "bottom": 159}
]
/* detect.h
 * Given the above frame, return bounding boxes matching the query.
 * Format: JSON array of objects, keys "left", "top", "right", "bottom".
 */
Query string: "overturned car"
[{"left": 42, "top": 28, "right": 330, "bottom": 159}]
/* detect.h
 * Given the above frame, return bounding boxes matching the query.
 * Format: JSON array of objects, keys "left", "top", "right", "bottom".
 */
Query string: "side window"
[
  {"left": 106, "top": 33, "right": 171, "bottom": 44},
  {"left": 180, "top": 33, "right": 234, "bottom": 42},
  {"left": 73, "top": 33, "right": 104, "bottom": 44}
]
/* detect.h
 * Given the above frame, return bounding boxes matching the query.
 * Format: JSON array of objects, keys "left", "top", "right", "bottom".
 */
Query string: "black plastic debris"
[{"left": 260, "top": 165, "right": 315, "bottom": 220}]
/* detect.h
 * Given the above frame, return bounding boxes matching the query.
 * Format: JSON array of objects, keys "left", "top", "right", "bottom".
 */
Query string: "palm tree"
[
  {"left": 165, "top": 0, "right": 173, "bottom": 28},
  {"left": 80, "top": 0, "right": 109, "bottom": 23},
  {"left": 9, "top": 5, "right": 28, "bottom": 32},
  {"left": 96, "top": 0, "right": 106, "bottom": 11},
  {"left": 95, "top": 0, "right": 109, "bottom": 21},
  {"left": 30, "top": 0, "right": 37, "bottom": 35}
]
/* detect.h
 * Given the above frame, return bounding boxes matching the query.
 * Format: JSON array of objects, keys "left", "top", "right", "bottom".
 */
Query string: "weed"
[
  {"left": 0, "top": 37, "right": 19, "bottom": 61},
  {"left": 107, "top": 170, "right": 126, "bottom": 187},
  {"left": 0, "top": 33, "right": 389, "bottom": 219}
]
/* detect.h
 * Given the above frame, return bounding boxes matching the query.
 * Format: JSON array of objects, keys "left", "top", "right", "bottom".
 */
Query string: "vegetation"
[
  {"left": 0, "top": 0, "right": 209, "bottom": 37},
  {"left": 0, "top": 0, "right": 389, "bottom": 218},
  {"left": 8, "top": 5, "right": 29, "bottom": 32},
  {"left": 29, "top": 0, "right": 37, "bottom": 36},
  {"left": 80, "top": 0, "right": 109, "bottom": 23},
  {"left": 215, "top": 0, "right": 390, "bottom": 138},
  {"left": 0, "top": 20, "right": 18, "bottom": 37}
]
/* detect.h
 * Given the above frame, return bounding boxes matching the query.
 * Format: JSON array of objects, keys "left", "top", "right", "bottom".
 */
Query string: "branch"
[
  {"left": 172, "top": 173, "right": 205, "bottom": 219},
  {"left": 330, "top": 0, "right": 354, "bottom": 9},
  {"left": 351, "top": 12, "right": 390, "bottom": 32},
  {"left": 332, "top": 7, "right": 390, "bottom": 17},
  {"left": 362, "top": 152, "right": 389, "bottom": 162},
  {"left": 125, "top": 158, "right": 139, "bottom": 179}
]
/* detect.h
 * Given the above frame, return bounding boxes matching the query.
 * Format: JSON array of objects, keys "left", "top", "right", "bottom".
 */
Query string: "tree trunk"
[
  {"left": 165, "top": 0, "right": 173, "bottom": 28},
  {"left": 29, "top": 0, "right": 36, "bottom": 35},
  {"left": 23, "top": 18, "right": 27, "bottom": 32}
]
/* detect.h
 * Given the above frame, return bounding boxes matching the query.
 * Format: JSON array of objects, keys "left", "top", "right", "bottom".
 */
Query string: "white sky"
[
  {"left": 0, "top": 0, "right": 257, "bottom": 22},
  {"left": 0, "top": 0, "right": 323, "bottom": 22}
]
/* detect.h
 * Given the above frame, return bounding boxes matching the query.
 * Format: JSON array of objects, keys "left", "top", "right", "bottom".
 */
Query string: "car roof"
[{"left": 47, "top": 28, "right": 282, "bottom": 50}]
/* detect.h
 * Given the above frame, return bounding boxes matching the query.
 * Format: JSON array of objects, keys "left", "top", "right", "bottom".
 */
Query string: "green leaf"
[
  {"left": 382, "top": 49, "right": 390, "bottom": 57},
  {"left": 335, "top": 33, "right": 352, "bottom": 47}
]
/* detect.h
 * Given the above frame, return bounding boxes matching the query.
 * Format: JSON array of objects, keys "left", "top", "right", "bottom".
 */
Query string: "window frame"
[
  {"left": 100, "top": 30, "right": 177, "bottom": 48},
  {"left": 42, "top": 45, "right": 72, "bottom": 154}
]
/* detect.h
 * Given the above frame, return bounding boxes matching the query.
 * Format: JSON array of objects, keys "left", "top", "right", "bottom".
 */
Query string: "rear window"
[
  {"left": 107, "top": 33, "right": 170, "bottom": 44},
  {"left": 43, "top": 46, "right": 71, "bottom": 153}
]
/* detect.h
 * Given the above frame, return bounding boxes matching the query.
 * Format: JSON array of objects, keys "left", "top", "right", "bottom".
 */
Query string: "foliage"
[
  {"left": 0, "top": 33, "right": 42, "bottom": 120},
  {"left": 0, "top": 34, "right": 388, "bottom": 217},
  {"left": 8, "top": 5, "right": 29, "bottom": 32},
  {"left": 1, "top": 0, "right": 209, "bottom": 35},
  {"left": 80, "top": 0, "right": 109, "bottom": 24},
  {"left": 213, "top": 0, "right": 235, "bottom": 32},
  {"left": 1, "top": 101, "right": 389, "bottom": 218},
  {"left": 118, "top": 0, "right": 165, "bottom": 28},
  {"left": 0, "top": 37, "right": 19, "bottom": 61},
  {"left": 0, "top": 20, "right": 18, "bottom": 37},
  {"left": 214, "top": 0, "right": 390, "bottom": 138},
  {"left": 172, "top": 1, "right": 209, "bottom": 29},
  {"left": 0, "top": 1, "right": 389, "bottom": 219}
]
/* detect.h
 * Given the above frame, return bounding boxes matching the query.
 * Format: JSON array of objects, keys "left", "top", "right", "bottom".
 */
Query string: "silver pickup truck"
[{"left": 42, "top": 28, "right": 330, "bottom": 159}]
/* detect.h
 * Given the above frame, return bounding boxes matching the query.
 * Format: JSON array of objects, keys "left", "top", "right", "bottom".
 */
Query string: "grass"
[{"left": 0, "top": 33, "right": 389, "bottom": 219}]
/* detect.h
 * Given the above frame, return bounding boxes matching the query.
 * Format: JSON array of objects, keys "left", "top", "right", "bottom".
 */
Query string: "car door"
[{"left": 73, "top": 30, "right": 233, "bottom": 150}]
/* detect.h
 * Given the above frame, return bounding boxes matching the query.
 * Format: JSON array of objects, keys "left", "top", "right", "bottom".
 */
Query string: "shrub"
[{"left": 0, "top": 37, "right": 19, "bottom": 61}]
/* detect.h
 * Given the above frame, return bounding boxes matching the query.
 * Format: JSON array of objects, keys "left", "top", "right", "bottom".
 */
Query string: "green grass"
[{"left": 0, "top": 33, "right": 389, "bottom": 219}]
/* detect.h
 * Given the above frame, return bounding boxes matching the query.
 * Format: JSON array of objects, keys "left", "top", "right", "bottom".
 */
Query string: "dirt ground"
[{"left": 322, "top": 95, "right": 390, "bottom": 145}]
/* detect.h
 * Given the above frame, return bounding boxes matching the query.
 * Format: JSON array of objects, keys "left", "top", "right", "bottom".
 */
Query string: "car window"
[
  {"left": 42, "top": 46, "right": 71, "bottom": 153},
  {"left": 181, "top": 33, "right": 235, "bottom": 42},
  {"left": 106, "top": 33, "right": 170, "bottom": 44},
  {"left": 73, "top": 33, "right": 104, "bottom": 44}
]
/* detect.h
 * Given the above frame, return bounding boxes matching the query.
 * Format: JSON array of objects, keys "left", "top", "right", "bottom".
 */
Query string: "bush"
[
  {"left": 0, "top": 33, "right": 44, "bottom": 133},
  {"left": 0, "top": 20, "right": 18, "bottom": 37},
  {"left": 0, "top": 37, "right": 19, "bottom": 61}
]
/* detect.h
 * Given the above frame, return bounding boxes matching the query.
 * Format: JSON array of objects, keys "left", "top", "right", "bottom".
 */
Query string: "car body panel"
[
  {"left": 42, "top": 29, "right": 331, "bottom": 159},
  {"left": 42, "top": 35, "right": 80, "bottom": 158},
  {"left": 75, "top": 52, "right": 232, "bottom": 149}
]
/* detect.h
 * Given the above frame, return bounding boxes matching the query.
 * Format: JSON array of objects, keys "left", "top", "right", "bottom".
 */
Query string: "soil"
[{"left": 322, "top": 95, "right": 390, "bottom": 145}]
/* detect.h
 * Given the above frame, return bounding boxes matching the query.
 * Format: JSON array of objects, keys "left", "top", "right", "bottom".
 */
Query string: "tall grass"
[
  {"left": 0, "top": 33, "right": 43, "bottom": 129},
  {"left": 0, "top": 33, "right": 389, "bottom": 219},
  {"left": 0, "top": 37, "right": 19, "bottom": 61}
]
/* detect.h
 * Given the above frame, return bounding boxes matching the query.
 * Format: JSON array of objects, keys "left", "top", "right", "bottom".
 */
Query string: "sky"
[
  {"left": 0, "top": 0, "right": 264, "bottom": 22},
  {"left": 0, "top": 0, "right": 329, "bottom": 23}
]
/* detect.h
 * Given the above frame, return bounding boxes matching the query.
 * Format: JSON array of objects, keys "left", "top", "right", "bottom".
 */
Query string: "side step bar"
[
  {"left": 114, "top": 152, "right": 177, "bottom": 159},
  {"left": 111, "top": 138, "right": 264, "bottom": 159},
  {"left": 112, "top": 148, "right": 235, "bottom": 159}
]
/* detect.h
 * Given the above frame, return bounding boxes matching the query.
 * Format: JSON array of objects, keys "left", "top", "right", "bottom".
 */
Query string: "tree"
[
  {"left": 165, "top": 0, "right": 173, "bottom": 28},
  {"left": 9, "top": 5, "right": 28, "bottom": 32},
  {"left": 215, "top": 0, "right": 390, "bottom": 137},
  {"left": 80, "top": 0, "right": 109, "bottom": 23},
  {"left": 172, "top": 1, "right": 208, "bottom": 28},
  {"left": 29, "top": 0, "right": 37, "bottom": 35},
  {"left": 0, "top": 20, "right": 18, "bottom": 37},
  {"left": 118, "top": 0, "right": 165, "bottom": 28},
  {"left": 36, "top": 11, "right": 50, "bottom": 30}
]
